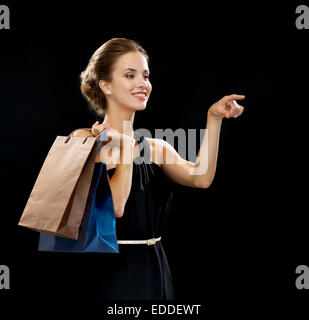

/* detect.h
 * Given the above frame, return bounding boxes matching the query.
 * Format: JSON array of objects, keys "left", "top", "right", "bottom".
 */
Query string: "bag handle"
[
  {"left": 68, "top": 127, "right": 107, "bottom": 140},
  {"left": 66, "top": 128, "right": 107, "bottom": 155},
  {"left": 96, "top": 130, "right": 107, "bottom": 155},
  {"left": 68, "top": 128, "right": 92, "bottom": 138}
]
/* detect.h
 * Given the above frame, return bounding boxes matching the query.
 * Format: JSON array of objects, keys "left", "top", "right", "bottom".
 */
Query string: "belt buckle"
[{"left": 147, "top": 238, "right": 156, "bottom": 246}]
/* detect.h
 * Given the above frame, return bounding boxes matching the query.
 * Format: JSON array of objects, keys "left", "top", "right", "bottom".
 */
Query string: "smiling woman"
[
  {"left": 74, "top": 37, "right": 244, "bottom": 301},
  {"left": 78, "top": 38, "right": 175, "bottom": 300},
  {"left": 80, "top": 38, "right": 150, "bottom": 117}
]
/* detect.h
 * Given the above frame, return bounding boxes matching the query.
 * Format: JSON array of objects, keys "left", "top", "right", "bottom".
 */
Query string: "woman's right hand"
[
  {"left": 92, "top": 121, "right": 122, "bottom": 147},
  {"left": 91, "top": 121, "right": 114, "bottom": 135},
  {"left": 92, "top": 121, "right": 134, "bottom": 148}
]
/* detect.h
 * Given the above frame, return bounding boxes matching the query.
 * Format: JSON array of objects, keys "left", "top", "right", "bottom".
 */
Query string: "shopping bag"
[
  {"left": 18, "top": 128, "right": 102, "bottom": 240},
  {"left": 38, "top": 131, "right": 119, "bottom": 253}
]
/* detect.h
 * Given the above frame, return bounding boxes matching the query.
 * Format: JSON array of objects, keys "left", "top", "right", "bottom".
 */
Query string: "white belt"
[{"left": 118, "top": 236, "right": 161, "bottom": 246}]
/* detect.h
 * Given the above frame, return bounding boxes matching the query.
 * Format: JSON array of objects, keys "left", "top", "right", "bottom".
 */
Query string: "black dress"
[{"left": 93, "top": 133, "right": 175, "bottom": 300}]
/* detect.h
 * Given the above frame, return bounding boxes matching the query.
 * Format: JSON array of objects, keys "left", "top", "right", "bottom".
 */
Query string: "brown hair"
[{"left": 80, "top": 38, "right": 149, "bottom": 116}]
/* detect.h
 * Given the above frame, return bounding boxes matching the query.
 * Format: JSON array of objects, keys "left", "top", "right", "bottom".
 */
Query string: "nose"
[{"left": 136, "top": 75, "right": 147, "bottom": 88}]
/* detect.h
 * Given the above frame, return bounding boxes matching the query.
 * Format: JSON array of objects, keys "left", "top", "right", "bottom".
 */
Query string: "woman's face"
[{"left": 107, "top": 51, "right": 152, "bottom": 110}]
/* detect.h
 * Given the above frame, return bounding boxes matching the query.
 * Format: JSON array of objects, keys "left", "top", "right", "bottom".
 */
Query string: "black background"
[{"left": 0, "top": 1, "right": 307, "bottom": 316}]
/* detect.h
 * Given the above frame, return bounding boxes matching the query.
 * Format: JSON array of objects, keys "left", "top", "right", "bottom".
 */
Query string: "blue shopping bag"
[{"left": 38, "top": 130, "right": 119, "bottom": 253}]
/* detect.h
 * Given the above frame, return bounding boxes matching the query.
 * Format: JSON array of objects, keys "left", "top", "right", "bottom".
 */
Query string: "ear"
[{"left": 99, "top": 80, "right": 111, "bottom": 95}]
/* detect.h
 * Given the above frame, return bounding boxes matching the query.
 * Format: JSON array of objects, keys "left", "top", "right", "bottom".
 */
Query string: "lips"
[
  {"left": 132, "top": 92, "right": 147, "bottom": 97},
  {"left": 132, "top": 91, "right": 147, "bottom": 101}
]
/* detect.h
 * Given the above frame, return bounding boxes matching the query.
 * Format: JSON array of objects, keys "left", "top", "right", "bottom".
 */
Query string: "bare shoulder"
[
  {"left": 144, "top": 137, "right": 163, "bottom": 146},
  {"left": 145, "top": 137, "right": 172, "bottom": 151},
  {"left": 145, "top": 137, "right": 187, "bottom": 166},
  {"left": 144, "top": 137, "right": 165, "bottom": 168}
]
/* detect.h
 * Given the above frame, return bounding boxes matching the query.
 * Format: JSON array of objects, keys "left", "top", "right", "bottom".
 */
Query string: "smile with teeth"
[
  {"left": 132, "top": 92, "right": 147, "bottom": 101},
  {"left": 132, "top": 93, "right": 146, "bottom": 97}
]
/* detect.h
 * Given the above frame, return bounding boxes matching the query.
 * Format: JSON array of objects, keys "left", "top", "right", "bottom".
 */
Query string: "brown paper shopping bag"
[{"left": 18, "top": 128, "right": 101, "bottom": 240}]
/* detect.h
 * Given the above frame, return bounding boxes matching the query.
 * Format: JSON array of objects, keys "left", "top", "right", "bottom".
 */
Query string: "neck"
[{"left": 102, "top": 102, "right": 135, "bottom": 141}]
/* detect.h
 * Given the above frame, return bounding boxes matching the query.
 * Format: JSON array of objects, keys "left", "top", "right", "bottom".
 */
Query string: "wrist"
[{"left": 207, "top": 110, "right": 223, "bottom": 121}]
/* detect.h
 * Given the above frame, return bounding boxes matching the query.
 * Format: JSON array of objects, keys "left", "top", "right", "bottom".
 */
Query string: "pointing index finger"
[{"left": 226, "top": 94, "right": 245, "bottom": 102}]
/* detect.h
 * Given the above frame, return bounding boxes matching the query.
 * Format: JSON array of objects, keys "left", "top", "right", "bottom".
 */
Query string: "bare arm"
[
  {"left": 73, "top": 128, "right": 134, "bottom": 218},
  {"left": 106, "top": 138, "right": 134, "bottom": 218},
  {"left": 158, "top": 94, "right": 245, "bottom": 188},
  {"left": 157, "top": 116, "right": 220, "bottom": 189},
  {"left": 193, "top": 112, "right": 222, "bottom": 188}
]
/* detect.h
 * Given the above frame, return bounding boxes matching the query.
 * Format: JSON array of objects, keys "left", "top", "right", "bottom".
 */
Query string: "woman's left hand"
[{"left": 208, "top": 94, "right": 245, "bottom": 119}]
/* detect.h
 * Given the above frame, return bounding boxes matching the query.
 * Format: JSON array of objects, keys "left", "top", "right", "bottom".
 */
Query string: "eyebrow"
[{"left": 124, "top": 68, "right": 150, "bottom": 73}]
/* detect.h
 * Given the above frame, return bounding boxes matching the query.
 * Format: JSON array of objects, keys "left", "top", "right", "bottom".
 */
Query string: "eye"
[
  {"left": 126, "top": 74, "right": 134, "bottom": 79},
  {"left": 144, "top": 74, "right": 150, "bottom": 80}
]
